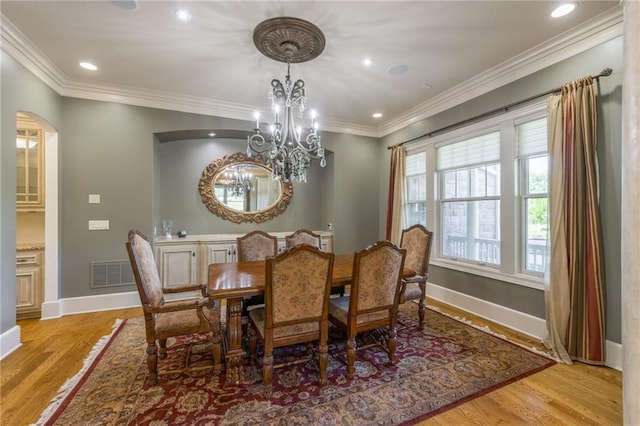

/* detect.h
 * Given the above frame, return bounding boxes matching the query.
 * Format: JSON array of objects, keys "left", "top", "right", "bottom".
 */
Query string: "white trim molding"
[
  {"left": 380, "top": 6, "right": 623, "bottom": 137},
  {"left": 427, "top": 282, "right": 622, "bottom": 370},
  {"left": 0, "top": 6, "right": 622, "bottom": 138},
  {"left": 40, "top": 291, "right": 140, "bottom": 319},
  {"left": 0, "top": 326, "right": 21, "bottom": 361}
]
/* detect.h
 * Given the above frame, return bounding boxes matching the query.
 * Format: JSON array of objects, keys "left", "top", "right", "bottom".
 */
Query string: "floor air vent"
[{"left": 91, "top": 260, "right": 135, "bottom": 288}]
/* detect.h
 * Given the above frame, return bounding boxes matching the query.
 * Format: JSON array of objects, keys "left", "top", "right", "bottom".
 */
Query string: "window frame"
[{"left": 402, "top": 102, "right": 547, "bottom": 290}]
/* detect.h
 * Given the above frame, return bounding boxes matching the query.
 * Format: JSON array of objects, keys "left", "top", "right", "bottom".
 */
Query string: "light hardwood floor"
[{"left": 0, "top": 300, "right": 622, "bottom": 425}]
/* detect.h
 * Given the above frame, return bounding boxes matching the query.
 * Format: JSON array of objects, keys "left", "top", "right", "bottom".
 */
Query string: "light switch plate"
[
  {"left": 88, "top": 220, "right": 109, "bottom": 230},
  {"left": 88, "top": 194, "right": 101, "bottom": 204}
]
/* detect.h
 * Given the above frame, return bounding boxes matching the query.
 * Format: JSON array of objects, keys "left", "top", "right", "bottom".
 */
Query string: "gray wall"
[
  {"left": 0, "top": 37, "right": 622, "bottom": 348},
  {"left": 1, "top": 54, "right": 62, "bottom": 333},
  {"left": 378, "top": 37, "right": 623, "bottom": 343},
  {"left": 58, "top": 98, "right": 378, "bottom": 298},
  {"left": 156, "top": 137, "right": 326, "bottom": 235}
]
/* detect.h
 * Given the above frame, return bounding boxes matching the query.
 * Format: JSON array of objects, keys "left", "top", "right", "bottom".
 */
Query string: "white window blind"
[
  {"left": 437, "top": 131, "right": 500, "bottom": 171},
  {"left": 406, "top": 152, "right": 426, "bottom": 176},
  {"left": 517, "top": 118, "right": 547, "bottom": 157}
]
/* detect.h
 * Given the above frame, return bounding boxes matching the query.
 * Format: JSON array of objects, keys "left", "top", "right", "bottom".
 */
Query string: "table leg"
[
  {"left": 225, "top": 296, "right": 245, "bottom": 384},
  {"left": 211, "top": 313, "right": 222, "bottom": 374}
]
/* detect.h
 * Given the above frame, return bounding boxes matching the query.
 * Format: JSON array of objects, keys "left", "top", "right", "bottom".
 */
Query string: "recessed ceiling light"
[
  {"left": 388, "top": 64, "right": 408, "bottom": 76},
  {"left": 175, "top": 9, "right": 192, "bottom": 22},
  {"left": 208, "top": 132, "right": 216, "bottom": 137},
  {"left": 79, "top": 61, "right": 98, "bottom": 71},
  {"left": 362, "top": 58, "right": 373, "bottom": 67},
  {"left": 551, "top": 3, "right": 576, "bottom": 18},
  {"left": 372, "top": 112, "right": 383, "bottom": 118}
]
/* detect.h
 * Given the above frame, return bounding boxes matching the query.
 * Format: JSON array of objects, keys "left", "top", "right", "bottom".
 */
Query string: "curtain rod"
[{"left": 388, "top": 68, "right": 613, "bottom": 150}]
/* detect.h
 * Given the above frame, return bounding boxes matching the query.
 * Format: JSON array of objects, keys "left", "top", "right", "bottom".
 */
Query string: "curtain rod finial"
[{"left": 599, "top": 68, "right": 613, "bottom": 77}]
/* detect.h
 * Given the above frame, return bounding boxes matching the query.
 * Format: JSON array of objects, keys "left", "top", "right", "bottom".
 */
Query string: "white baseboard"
[
  {"left": 40, "top": 291, "right": 140, "bottom": 319},
  {"left": 0, "top": 325, "right": 22, "bottom": 361},
  {"left": 28, "top": 286, "right": 626, "bottom": 371},
  {"left": 427, "top": 282, "right": 622, "bottom": 370},
  {"left": 606, "top": 340, "right": 623, "bottom": 371}
]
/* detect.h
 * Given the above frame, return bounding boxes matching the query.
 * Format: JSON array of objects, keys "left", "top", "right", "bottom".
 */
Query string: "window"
[
  {"left": 405, "top": 152, "right": 426, "bottom": 227},
  {"left": 517, "top": 118, "right": 549, "bottom": 275},
  {"left": 401, "top": 103, "right": 549, "bottom": 289},
  {"left": 437, "top": 132, "right": 501, "bottom": 265}
]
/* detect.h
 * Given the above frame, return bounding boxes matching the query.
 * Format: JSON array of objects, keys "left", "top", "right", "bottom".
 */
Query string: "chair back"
[
  {"left": 285, "top": 228, "right": 322, "bottom": 249},
  {"left": 265, "top": 245, "right": 334, "bottom": 328},
  {"left": 400, "top": 225, "right": 433, "bottom": 277},
  {"left": 237, "top": 230, "right": 278, "bottom": 261},
  {"left": 349, "top": 240, "right": 406, "bottom": 321},
  {"left": 126, "top": 229, "right": 164, "bottom": 308}
]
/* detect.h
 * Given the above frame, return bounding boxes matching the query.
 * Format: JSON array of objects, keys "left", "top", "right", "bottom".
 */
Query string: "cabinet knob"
[{"left": 192, "top": 251, "right": 196, "bottom": 257}]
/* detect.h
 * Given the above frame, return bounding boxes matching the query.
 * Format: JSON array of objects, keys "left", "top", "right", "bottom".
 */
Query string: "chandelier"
[
  {"left": 223, "top": 166, "right": 252, "bottom": 197},
  {"left": 247, "top": 17, "right": 327, "bottom": 183}
]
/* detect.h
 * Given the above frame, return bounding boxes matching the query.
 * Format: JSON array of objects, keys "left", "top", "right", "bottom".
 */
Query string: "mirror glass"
[
  {"left": 213, "top": 163, "right": 281, "bottom": 212},
  {"left": 198, "top": 152, "right": 293, "bottom": 224}
]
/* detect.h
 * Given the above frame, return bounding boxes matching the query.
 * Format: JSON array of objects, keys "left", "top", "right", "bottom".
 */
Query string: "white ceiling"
[{"left": 0, "top": 1, "right": 621, "bottom": 137}]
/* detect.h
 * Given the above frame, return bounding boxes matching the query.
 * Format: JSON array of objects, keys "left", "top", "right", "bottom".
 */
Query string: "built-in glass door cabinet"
[
  {"left": 154, "top": 232, "right": 332, "bottom": 288},
  {"left": 16, "top": 249, "right": 43, "bottom": 319},
  {"left": 17, "top": 121, "right": 44, "bottom": 211}
]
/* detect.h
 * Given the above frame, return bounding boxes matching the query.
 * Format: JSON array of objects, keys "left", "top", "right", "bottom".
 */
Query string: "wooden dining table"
[{"left": 208, "top": 252, "right": 415, "bottom": 384}]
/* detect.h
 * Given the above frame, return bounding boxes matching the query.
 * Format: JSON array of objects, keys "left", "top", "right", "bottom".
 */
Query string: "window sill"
[{"left": 430, "top": 258, "right": 545, "bottom": 291}]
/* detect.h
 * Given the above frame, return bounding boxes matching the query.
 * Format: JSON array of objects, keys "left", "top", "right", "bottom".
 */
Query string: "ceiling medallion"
[
  {"left": 247, "top": 17, "right": 327, "bottom": 183},
  {"left": 253, "top": 17, "right": 325, "bottom": 64}
]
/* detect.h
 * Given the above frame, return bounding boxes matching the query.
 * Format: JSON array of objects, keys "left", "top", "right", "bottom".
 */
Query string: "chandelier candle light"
[
  {"left": 223, "top": 166, "right": 252, "bottom": 197},
  {"left": 247, "top": 17, "right": 327, "bottom": 183}
]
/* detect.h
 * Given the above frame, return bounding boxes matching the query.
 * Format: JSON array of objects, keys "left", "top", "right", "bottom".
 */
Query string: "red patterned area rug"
[{"left": 35, "top": 305, "right": 554, "bottom": 425}]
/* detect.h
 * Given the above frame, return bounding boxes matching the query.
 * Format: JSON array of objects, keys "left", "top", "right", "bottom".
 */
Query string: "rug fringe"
[
  {"left": 425, "top": 304, "right": 560, "bottom": 362},
  {"left": 32, "top": 319, "right": 125, "bottom": 426}
]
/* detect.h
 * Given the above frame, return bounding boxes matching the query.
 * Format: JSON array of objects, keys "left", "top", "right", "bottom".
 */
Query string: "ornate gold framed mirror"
[{"left": 198, "top": 152, "right": 293, "bottom": 223}]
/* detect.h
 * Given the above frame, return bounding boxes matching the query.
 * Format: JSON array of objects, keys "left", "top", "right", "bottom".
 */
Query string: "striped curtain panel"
[
  {"left": 385, "top": 145, "right": 406, "bottom": 244},
  {"left": 544, "top": 77, "right": 606, "bottom": 365}
]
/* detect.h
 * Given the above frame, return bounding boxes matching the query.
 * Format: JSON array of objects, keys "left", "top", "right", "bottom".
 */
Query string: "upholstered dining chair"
[
  {"left": 126, "top": 229, "right": 220, "bottom": 385},
  {"left": 237, "top": 230, "right": 279, "bottom": 312},
  {"left": 399, "top": 224, "right": 433, "bottom": 329},
  {"left": 285, "top": 228, "right": 322, "bottom": 249},
  {"left": 328, "top": 240, "right": 406, "bottom": 380},
  {"left": 237, "top": 230, "right": 278, "bottom": 262},
  {"left": 247, "top": 244, "right": 334, "bottom": 396},
  {"left": 286, "top": 228, "right": 344, "bottom": 296}
]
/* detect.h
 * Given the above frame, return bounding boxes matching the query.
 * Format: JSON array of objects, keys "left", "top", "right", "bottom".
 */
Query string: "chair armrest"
[
  {"left": 162, "top": 284, "right": 209, "bottom": 297},
  {"left": 147, "top": 297, "right": 209, "bottom": 314},
  {"left": 402, "top": 274, "right": 427, "bottom": 284}
]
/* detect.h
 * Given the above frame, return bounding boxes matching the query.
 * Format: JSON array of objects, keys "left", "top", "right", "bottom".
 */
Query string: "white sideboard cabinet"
[{"left": 155, "top": 231, "right": 333, "bottom": 288}]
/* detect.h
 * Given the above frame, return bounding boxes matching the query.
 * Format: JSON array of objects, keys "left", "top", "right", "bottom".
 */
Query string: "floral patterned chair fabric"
[
  {"left": 285, "top": 228, "right": 322, "bottom": 249},
  {"left": 399, "top": 225, "right": 433, "bottom": 329},
  {"left": 285, "top": 228, "right": 345, "bottom": 296},
  {"left": 328, "top": 240, "right": 406, "bottom": 380},
  {"left": 237, "top": 230, "right": 279, "bottom": 312},
  {"left": 248, "top": 244, "right": 334, "bottom": 396},
  {"left": 236, "top": 230, "right": 278, "bottom": 262},
  {"left": 126, "top": 229, "right": 220, "bottom": 385}
]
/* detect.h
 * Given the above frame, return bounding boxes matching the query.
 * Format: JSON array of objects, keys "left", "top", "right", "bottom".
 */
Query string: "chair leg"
[
  {"left": 318, "top": 342, "right": 328, "bottom": 386},
  {"left": 387, "top": 326, "right": 397, "bottom": 365},
  {"left": 418, "top": 283, "right": 427, "bottom": 330},
  {"left": 146, "top": 342, "right": 158, "bottom": 385},
  {"left": 418, "top": 299, "right": 426, "bottom": 330},
  {"left": 346, "top": 336, "right": 356, "bottom": 380},
  {"left": 211, "top": 320, "right": 222, "bottom": 374},
  {"left": 248, "top": 328, "right": 258, "bottom": 365},
  {"left": 158, "top": 338, "right": 168, "bottom": 359},
  {"left": 262, "top": 351, "right": 273, "bottom": 397}
]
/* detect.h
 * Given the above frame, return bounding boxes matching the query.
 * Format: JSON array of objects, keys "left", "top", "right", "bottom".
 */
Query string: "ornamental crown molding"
[{"left": 1, "top": 6, "right": 623, "bottom": 139}]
